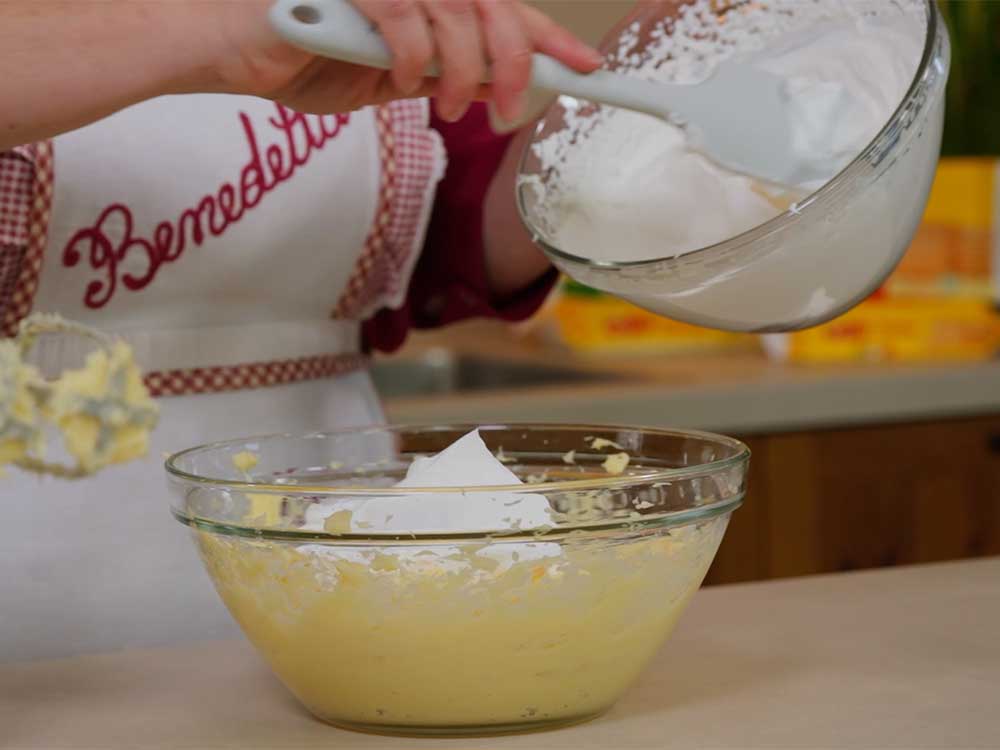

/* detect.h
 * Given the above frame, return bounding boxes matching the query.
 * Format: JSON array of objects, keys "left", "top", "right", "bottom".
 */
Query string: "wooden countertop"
[
  {"left": 3, "top": 558, "right": 998, "bottom": 749},
  {"left": 380, "top": 322, "right": 1000, "bottom": 434}
]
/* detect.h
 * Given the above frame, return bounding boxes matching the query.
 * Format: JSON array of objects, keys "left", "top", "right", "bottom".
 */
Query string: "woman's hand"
[
  {"left": 0, "top": 1, "right": 600, "bottom": 149},
  {"left": 223, "top": 0, "right": 603, "bottom": 123}
]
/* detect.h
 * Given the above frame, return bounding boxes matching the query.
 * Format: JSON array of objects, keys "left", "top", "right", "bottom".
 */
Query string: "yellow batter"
[{"left": 196, "top": 516, "right": 726, "bottom": 732}]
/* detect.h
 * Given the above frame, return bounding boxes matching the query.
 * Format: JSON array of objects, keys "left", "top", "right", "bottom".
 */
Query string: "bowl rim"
[
  {"left": 165, "top": 422, "right": 750, "bottom": 494},
  {"left": 516, "top": 0, "right": 941, "bottom": 271},
  {"left": 166, "top": 423, "right": 750, "bottom": 541}
]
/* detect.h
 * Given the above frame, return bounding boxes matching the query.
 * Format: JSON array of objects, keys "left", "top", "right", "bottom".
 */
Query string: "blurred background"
[{"left": 376, "top": 0, "right": 1000, "bottom": 586}]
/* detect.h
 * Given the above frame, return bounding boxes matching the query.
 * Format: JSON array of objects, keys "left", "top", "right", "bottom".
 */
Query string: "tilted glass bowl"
[
  {"left": 517, "top": 0, "right": 949, "bottom": 332},
  {"left": 166, "top": 423, "right": 749, "bottom": 736}
]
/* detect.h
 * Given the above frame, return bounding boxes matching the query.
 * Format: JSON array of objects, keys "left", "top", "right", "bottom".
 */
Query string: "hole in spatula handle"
[{"left": 291, "top": 3, "right": 322, "bottom": 24}]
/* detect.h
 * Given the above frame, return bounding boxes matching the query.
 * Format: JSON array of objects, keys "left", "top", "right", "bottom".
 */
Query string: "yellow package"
[
  {"left": 767, "top": 158, "right": 1000, "bottom": 363},
  {"left": 546, "top": 280, "right": 756, "bottom": 354},
  {"left": 888, "top": 157, "right": 998, "bottom": 299},
  {"left": 771, "top": 297, "right": 1000, "bottom": 364}
]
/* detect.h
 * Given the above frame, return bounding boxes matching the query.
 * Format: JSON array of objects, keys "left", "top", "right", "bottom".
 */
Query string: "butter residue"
[
  {"left": 232, "top": 451, "right": 260, "bottom": 474},
  {"left": 602, "top": 452, "right": 631, "bottom": 475},
  {"left": 494, "top": 446, "right": 515, "bottom": 464},
  {"left": 0, "top": 340, "right": 44, "bottom": 470},
  {"left": 587, "top": 437, "right": 624, "bottom": 451},
  {"left": 323, "top": 509, "right": 354, "bottom": 534},
  {"left": 1, "top": 314, "right": 158, "bottom": 478},
  {"left": 46, "top": 341, "right": 158, "bottom": 475},
  {"left": 245, "top": 493, "right": 284, "bottom": 527}
]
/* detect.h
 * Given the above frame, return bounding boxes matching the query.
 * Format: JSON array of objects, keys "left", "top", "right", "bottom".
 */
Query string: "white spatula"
[{"left": 268, "top": 0, "right": 821, "bottom": 187}]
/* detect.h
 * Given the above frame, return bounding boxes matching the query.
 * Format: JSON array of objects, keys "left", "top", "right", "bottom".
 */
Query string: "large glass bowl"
[
  {"left": 517, "top": 0, "right": 950, "bottom": 333},
  {"left": 166, "top": 424, "right": 749, "bottom": 736}
]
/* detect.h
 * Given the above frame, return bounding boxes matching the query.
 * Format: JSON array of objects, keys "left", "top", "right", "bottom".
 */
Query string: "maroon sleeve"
[{"left": 362, "top": 102, "right": 557, "bottom": 354}]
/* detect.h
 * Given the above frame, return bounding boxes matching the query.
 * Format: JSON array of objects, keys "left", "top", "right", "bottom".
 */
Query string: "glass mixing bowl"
[
  {"left": 517, "top": 0, "right": 950, "bottom": 332},
  {"left": 166, "top": 424, "right": 748, "bottom": 736}
]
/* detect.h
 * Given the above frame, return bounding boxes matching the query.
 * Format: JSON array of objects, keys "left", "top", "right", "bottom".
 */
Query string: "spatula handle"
[
  {"left": 269, "top": 0, "right": 676, "bottom": 122},
  {"left": 270, "top": 0, "right": 417, "bottom": 73}
]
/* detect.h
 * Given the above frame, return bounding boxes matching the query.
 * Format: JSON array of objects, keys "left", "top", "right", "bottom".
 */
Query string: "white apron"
[{"left": 0, "top": 95, "right": 445, "bottom": 662}]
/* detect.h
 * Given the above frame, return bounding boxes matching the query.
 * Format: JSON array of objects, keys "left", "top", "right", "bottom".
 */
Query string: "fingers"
[
  {"left": 371, "top": 75, "right": 438, "bottom": 105},
  {"left": 370, "top": 75, "right": 491, "bottom": 107},
  {"left": 515, "top": 3, "right": 603, "bottom": 73},
  {"left": 350, "top": 0, "right": 602, "bottom": 123},
  {"left": 422, "top": 0, "right": 486, "bottom": 121},
  {"left": 476, "top": 0, "right": 532, "bottom": 122},
  {"left": 351, "top": 0, "right": 435, "bottom": 94}
]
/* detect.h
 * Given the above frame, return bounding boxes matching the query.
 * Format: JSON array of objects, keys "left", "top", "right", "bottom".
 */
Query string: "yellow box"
[
  {"left": 547, "top": 281, "right": 755, "bottom": 354},
  {"left": 780, "top": 298, "right": 1000, "bottom": 363},
  {"left": 886, "top": 157, "right": 997, "bottom": 299},
  {"left": 770, "top": 158, "right": 1000, "bottom": 363}
]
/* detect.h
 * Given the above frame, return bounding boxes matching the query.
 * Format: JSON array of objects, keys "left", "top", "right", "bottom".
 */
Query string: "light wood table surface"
[{"left": 3, "top": 558, "right": 997, "bottom": 749}]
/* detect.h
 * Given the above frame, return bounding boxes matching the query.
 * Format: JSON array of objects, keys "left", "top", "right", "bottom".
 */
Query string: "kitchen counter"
[
  {"left": 3, "top": 557, "right": 997, "bottom": 749},
  {"left": 380, "top": 322, "right": 1000, "bottom": 434}
]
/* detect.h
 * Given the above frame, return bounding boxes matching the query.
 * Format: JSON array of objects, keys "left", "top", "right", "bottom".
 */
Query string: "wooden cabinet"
[{"left": 704, "top": 414, "right": 1000, "bottom": 585}]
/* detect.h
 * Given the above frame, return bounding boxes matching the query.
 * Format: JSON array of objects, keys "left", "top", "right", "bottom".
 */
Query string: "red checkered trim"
[
  {"left": 0, "top": 141, "right": 54, "bottom": 337},
  {"left": 0, "top": 149, "right": 34, "bottom": 244},
  {"left": 334, "top": 100, "right": 440, "bottom": 321},
  {"left": 143, "top": 352, "right": 366, "bottom": 398},
  {"left": 0, "top": 244, "right": 25, "bottom": 327}
]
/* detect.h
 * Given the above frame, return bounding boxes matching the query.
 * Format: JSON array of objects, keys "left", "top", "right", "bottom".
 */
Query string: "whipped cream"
[
  {"left": 347, "top": 429, "right": 555, "bottom": 533},
  {"left": 529, "top": 0, "right": 925, "bottom": 264},
  {"left": 299, "top": 429, "right": 561, "bottom": 571}
]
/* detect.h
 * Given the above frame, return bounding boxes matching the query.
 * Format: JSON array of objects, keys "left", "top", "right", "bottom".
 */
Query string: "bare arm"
[
  {"left": 482, "top": 125, "right": 551, "bottom": 298},
  {"left": 0, "top": 2, "right": 231, "bottom": 150},
  {"left": 1, "top": 1, "right": 600, "bottom": 152}
]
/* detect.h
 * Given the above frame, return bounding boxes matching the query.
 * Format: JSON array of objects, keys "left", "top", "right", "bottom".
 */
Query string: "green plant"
[{"left": 939, "top": 0, "right": 1000, "bottom": 155}]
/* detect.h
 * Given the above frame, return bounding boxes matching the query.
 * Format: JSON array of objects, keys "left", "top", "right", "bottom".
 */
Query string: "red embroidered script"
[{"left": 63, "top": 105, "right": 350, "bottom": 309}]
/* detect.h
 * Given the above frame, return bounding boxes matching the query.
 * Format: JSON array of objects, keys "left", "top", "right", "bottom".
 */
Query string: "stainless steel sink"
[{"left": 370, "top": 349, "right": 618, "bottom": 398}]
